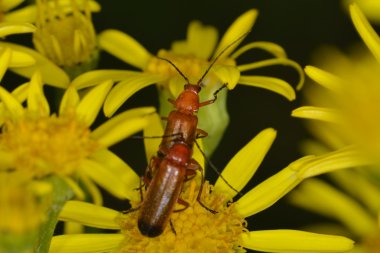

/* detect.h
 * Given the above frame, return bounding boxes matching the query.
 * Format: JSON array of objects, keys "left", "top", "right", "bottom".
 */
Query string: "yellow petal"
[
  {"left": 214, "top": 128, "right": 276, "bottom": 200},
  {"left": 0, "top": 44, "right": 35, "bottom": 67},
  {"left": 168, "top": 75, "right": 186, "bottom": 98},
  {"left": 184, "top": 20, "right": 219, "bottom": 59},
  {"left": 193, "top": 138, "right": 205, "bottom": 170},
  {"left": 143, "top": 112, "right": 164, "bottom": 162},
  {"left": 104, "top": 73, "right": 165, "bottom": 117},
  {"left": 4, "top": 0, "right": 100, "bottom": 23},
  {"left": 213, "top": 9, "right": 258, "bottom": 59},
  {"left": 76, "top": 80, "right": 113, "bottom": 126},
  {"left": 0, "top": 22, "right": 35, "bottom": 37},
  {"left": 90, "top": 149, "right": 141, "bottom": 202},
  {"left": 3, "top": 5, "right": 36, "bottom": 23},
  {"left": 92, "top": 107, "right": 155, "bottom": 148},
  {"left": 59, "top": 86, "right": 80, "bottom": 115},
  {"left": 350, "top": 3, "right": 380, "bottom": 63},
  {"left": 59, "top": 201, "right": 120, "bottom": 229},
  {"left": 330, "top": 170, "right": 380, "bottom": 214},
  {"left": 0, "top": 47, "right": 12, "bottom": 81},
  {"left": 10, "top": 82, "right": 29, "bottom": 101},
  {"left": 0, "top": 86, "right": 24, "bottom": 118},
  {"left": 289, "top": 179, "right": 377, "bottom": 237},
  {"left": 345, "top": 0, "right": 380, "bottom": 24},
  {"left": 238, "top": 58, "right": 304, "bottom": 90},
  {"left": 99, "top": 29, "right": 152, "bottom": 69},
  {"left": 79, "top": 158, "right": 130, "bottom": 199},
  {"left": 211, "top": 65, "right": 240, "bottom": 90},
  {"left": 27, "top": 71, "right": 50, "bottom": 116},
  {"left": 52, "top": 0, "right": 101, "bottom": 12},
  {"left": 235, "top": 156, "right": 313, "bottom": 217},
  {"left": 63, "top": 221, "right": 84, "bottom": 234},
  {"left": 304, "top": 65, "right": 342, "bottom": 91},
  {"left": 291, "top": 106, "right": 339, "bottom": 123},
  {"left": 304, "top": 123, "right": 346, "bottom": 151},
  {"left": 61, "top": 176, "right": 85, "bottom": 200},
  {"left": 0, "top": 42, "right": 70, "bottom": 87},
  {"left": 302, "top": 146, "right": 372, "bottom": 178},
  {"left": 71, "top": 70, "right": 141, "bottom": 89},
  {"left": 1, "top": 0, "right": 24, "bottom": 12},
  {"left": 231, "top": 41, "right": 287, "bottom": 60},
  {"left": 241, "top": 230, "right": 354, "bottom": 253},
  {"left": 80, "top": 175, "right": 102, "bottom": 206},
  {"left": 50, "top": 234, "right": 123, "bottom": 253},
  {"left": 239, "top": 75, "right": 296, "bottom": 101}
]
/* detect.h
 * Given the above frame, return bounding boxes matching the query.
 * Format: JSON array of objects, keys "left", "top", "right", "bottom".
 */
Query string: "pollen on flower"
[
  {"left": 116, "top": 180, "right": 247, "bottom": 253},
  {"left": 33, "top": 0, "right": 98, "bottom": 74},
  {"left": 363, "top": 232, "right": 380, "bottom": 253},
  {"left": 0, "top": 112, "right": 98, "bottom": 178}
]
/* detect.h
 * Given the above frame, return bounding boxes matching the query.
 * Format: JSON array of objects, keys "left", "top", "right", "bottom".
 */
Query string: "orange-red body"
[
  {"left": 138, "top": 84, "right": 210, "bottom": 237},
  {"left": 135, "top": 32, "right": 247, "bottom": 237},
  {"left": 138, "top": 143, "right": 193, "bottom": 237}
]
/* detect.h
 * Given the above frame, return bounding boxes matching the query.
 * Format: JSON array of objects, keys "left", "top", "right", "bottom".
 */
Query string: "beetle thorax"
[{"left": 174, "top": 85, "right": 200, "bottom": 113}]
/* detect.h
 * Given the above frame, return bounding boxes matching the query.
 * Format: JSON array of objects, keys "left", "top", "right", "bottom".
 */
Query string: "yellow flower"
[
  {"left": 0, "top": 23, "right": 71, "bottom": 88},
  {"left": 73, "top": 9, "right": 304, "bottom": 155},
  {"left": 0, "top": 48, "right": 154, "bottom": 202},
  {"left": 289, "top": 169, "right": 380, "bottom": 253},
  {"left": 49, "top": 127, "right": 368, "bottom": 253},
  {"left": 0, "top": 0, "right": 100, "bottom": 23},
  {"left": 292, "top": 3, "right": 380, "bottom": 165},
  {"left": 0, "top": 0, "right": 101, "bottom": 87},
  {"left": 33, "top": 0, "right": 100, "bottom": 78},
  {"left": 290, "top": 4, "right": 380, "bottom": 253}
]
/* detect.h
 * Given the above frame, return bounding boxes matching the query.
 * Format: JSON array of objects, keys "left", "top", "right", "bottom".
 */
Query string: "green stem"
[{"left": 34, "top": 176, "right": 73, "bottom": 253}]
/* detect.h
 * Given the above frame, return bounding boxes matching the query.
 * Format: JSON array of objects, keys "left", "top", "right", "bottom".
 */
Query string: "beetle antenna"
[
  {"left": 197, "top": 30, "right": 251, "bottom": 86},
  {"left": 156, "top": 57, "right": 190, "bottom": 83},
  {"left": 194, "top": 140, "right": 243, "bottom": 197}
]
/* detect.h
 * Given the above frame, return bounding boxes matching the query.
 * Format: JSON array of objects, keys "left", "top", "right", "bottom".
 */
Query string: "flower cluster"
[
  {"left": 0, "top": 1, "right": 374, "bottom": 253},
  {"left": 291, "top": 3, "right": 380, "bottom": 253}
]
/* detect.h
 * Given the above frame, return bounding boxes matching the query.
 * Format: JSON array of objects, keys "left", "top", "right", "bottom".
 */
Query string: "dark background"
[{"left": 94, "top": 0, "right": 364, "bottom": 236}]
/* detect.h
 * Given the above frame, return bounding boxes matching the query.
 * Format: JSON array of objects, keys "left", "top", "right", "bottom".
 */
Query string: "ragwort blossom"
[
  {"left": 292, "top": 4, "right": 380, "bottom": 166},
  {"left": 0, "top": 0, "right": 101, "bottom": 88},
  {"left": 49, "top": 125, "right": 368, "bottom": 253},
  {"left": 73, "top": 9, "right": 304, "bottom": 155},
  {"left": 0, "top": 49, "right": 154, "bottom": 203},
  {"left": 0, "top": 0, "right": 97, "bottom": 23},
  {"left": 289, "top": 4, "right": 380, "bottom": 252},
  {"left": 33, "top": 0, "right": 100, "bottom": 78}
]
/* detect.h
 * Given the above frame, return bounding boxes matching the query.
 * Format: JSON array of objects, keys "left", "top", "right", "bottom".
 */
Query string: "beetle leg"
[
  {"left": 169, "top": 219, "right": 177, "bottom": 235},
  {"left": 195, "top": 128, "right": 208, "bottom": 139},
  {"left": 188, "top": 159, "right": 218, "bottom": 214},
  {"left": 198, "top": 83, "right": 228, "bottom": 107},
  {"left": 173, "top": 198, "right": 190, "bottom": 212}
]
